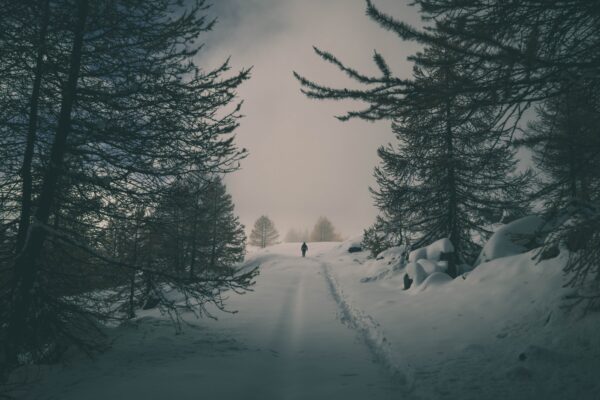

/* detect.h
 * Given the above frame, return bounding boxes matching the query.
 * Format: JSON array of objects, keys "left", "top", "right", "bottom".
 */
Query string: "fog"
[{"left": 200, "top": 0, "right": 421, "bottom": 238}]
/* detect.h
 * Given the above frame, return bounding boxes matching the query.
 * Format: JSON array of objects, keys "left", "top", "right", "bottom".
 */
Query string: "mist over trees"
[
  {"left": 0, "top": 0, "right": 254, "bottom": 373},
  {"left": 249, "top": 216, "right": 279, "bottom": 248},
  {"left": 296, "top": 0, "right": 600, "bottom": 301},
  {"left": 310, "top": 217, "right": 341, "bottom": 242},
  {"left": 285, "top": 228, "right": 309, "bottom": 243}
]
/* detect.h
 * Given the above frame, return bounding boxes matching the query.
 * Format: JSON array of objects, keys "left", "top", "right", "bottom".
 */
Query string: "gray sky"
[{"left": 200, "top": 0, "right": 421, "bottom": 238}]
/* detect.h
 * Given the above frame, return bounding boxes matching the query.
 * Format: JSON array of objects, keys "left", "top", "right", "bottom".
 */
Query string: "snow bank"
[
  {"left": 475, "top": 215, "right": 546, "bottom": 266},
  {"left": 330, "top": 236, "right": 363, "bottom": 256},
  {"left": 425, "top": 238, "right": 454, "bottom": 261},
  {"left": 405, "top": 262, "right": 427, "bottom": 286},
  {"left": 408, "top": 238, "right": 453, "bottom": 262},
  {"left": 401, "top": 239, "right": 455, "bottom": 289},
  {"left": 418, "top": 271, "right": 453, "bottom": 292},
  {"left": 376, "top": 246, "right": 405, "bottom": 261},
  {"left": 325, "top": 242, "right": 600, "bottom": 400},
  {"left": 416, "top": 258, "right": 444, "bottom": 275},
  {"left": 408, "top": 247, "right": 427, "bottom": 263}
]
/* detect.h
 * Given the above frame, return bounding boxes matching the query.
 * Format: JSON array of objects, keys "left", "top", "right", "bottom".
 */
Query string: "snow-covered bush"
[
  {"left": 403, "top": 239, "right": 455, "bottom": 289},
  {"left": 475, "top": 216, "right": 546, "bottom": 266},
  {"left": 362, "top": 223, "right": 397, "bottom": 258},
  {"left": 405, "top": 262, "right": 428, "bottom": 286},
  {"left": 418, "top": 272, "right": 453, "bottom": 292},
  {"left": 539, "top": 204, "right": 600, "bottom": 312}
]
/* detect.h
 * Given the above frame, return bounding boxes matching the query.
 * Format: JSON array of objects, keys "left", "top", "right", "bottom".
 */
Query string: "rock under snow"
[
  {"left": 425, "top": 238, "right": 455, "bottom": 261},
  {"left": 408, "top": 238, "right": 454, "bottom": 263},
  {"left": 418, "top": 271, "right": 453, "bottom": 292},
  {"left": 475, "top": 215, "right": 546, "bottom": 266},
  {"left": 405, "top": 262, "right": 427, "bottom": 286},
  {"left": 375, "top": 246, "right": 405, "bottom": 261},
  {"left": 408, "top": 247, "right": 427, "bottom": 263},
  {"left": 417, "top": 258, "right": 444, "bottom": 275}
]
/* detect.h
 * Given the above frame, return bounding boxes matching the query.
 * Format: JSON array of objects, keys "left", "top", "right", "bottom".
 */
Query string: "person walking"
[{"left": 301, "top": 242, "right": 308, "bottom": 257}]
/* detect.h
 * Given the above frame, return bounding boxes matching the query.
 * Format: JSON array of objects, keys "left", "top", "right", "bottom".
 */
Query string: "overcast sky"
[{"left": 199, "top": 0, "right": 421, "bottom": 239}]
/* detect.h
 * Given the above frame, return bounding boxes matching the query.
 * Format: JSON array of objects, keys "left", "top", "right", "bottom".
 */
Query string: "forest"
[
  {"left": 1, "top": 0, "right": 600, "bottom": 399},
  {"left": 295, "top": 0, "right": 600, "bottom": 296},
  {"left": 0, "top": 0, "right": 256, "bottom": 377}
]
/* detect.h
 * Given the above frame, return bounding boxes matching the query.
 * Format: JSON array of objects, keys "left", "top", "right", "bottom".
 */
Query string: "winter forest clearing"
[{"left": 2, "top": 0, "right": 600, "bottom": 399}]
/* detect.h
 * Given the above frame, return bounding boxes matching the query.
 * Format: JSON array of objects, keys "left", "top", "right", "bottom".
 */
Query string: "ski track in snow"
[{"left": 320, "top": 261, "right": 415, "bottom": 391}]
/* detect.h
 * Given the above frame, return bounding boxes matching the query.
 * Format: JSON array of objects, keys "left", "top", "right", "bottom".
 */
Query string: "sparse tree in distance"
[
  {"left": 310, "top": 217, "right": 341, "bottom": 242},
  {"left": 249, "top": 216, "right": 279, "bottom": 248},
  {"left": 284, "top": 228, "right": 309, "bottom": 243}
]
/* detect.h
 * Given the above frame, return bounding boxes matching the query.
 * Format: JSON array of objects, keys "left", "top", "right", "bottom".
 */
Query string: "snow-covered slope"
[
  {"left": 9, "top": 241, "right": 600, "bottom": 400},
  {"left": 326, "top": 245, "right": 600, "bottom": 400}
]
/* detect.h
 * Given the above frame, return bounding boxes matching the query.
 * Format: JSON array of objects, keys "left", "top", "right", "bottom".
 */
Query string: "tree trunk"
[
  {"left": 443, "top": 63, "right": 459, "bottom": 278},
  {"left": 16, "top": 0, "right": 50, "bottom": 252},
  {"left": 189, "top": 197, "right": 199, "bottom": 280},
  {"left": 6, "top": 0, "right": 89, "bottom": 364},
  {"left": 128, "top": 221, "right": 139, "bottom": 319},
  {"left": 209, "top": 188, "right": 218, "bottom": 269}
]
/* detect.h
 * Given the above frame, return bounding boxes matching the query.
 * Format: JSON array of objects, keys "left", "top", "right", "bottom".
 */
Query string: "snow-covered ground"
[
  {"left": 10, "top": 241, "right": 600, "bottom": 399},
  {"left": 323, "top": 240, "right": 600, "bottom": 400}
]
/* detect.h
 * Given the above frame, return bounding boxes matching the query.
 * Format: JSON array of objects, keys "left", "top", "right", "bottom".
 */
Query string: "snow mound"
[
  {"left": 408, "top": 238, "right": 453, "bottom": 262},
  {"left": 475, "top": 215, "right": 546, "bottom": 266},
  {"left": 376, "top": 246, "right": 405, "bottom": 261},
  {"left": 425, "top": 238, "right": 454, "bottom": 261},
  {"left": 418, "top": 272, "right": 452, "bottom": 292},
  {"left": 417, "top": 259, "right": 445, "bottom": 275},
  {"left": 405, "top": 262, "right": 427, "bottom": 286},
  {"left": 408, "top": 247, "right": 426, "bottom": 263},
  {"left": 331, "top": 236, "right": 363, "bottom": 255}
]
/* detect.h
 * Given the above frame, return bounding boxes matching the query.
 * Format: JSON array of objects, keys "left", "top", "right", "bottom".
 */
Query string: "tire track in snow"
[{"left": 320, "top": 262, "right": 415, "bottom": 391}]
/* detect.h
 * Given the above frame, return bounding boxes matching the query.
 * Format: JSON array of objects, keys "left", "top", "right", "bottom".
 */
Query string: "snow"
[
  {"left": 424, "top": 238, "right": 454, "bottom": 261},
  {"left": 418, "top": 271, "right": 453, "bottom": 292},
  {"left": 416, "top": 258, "right": 444, "bottom": 275},
  {"left": 405, "top": 261, "right": 427, "bottom": 286},
  {"left": 408, "top": 238, "right": 454, "bottom": 262},
  {"left": 9, "top": 240, "right": 600, "bottom": 400},
  {"left": 375, "top": 245, "right": 405, "bottom": 261},
  {"left": 408, "top": 246, "right": 427, "bottom": 262},
  {"left": 324, "top": 247, "right": 600, "bottom": 399},
  {"left": 475, "top": 215, "right": 546, "bottom": 266}
]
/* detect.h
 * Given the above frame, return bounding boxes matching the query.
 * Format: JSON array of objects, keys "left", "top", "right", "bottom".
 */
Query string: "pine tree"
[
  {"left": 384, "top": 0, "right": 600, "bottom": 308},
  {"left": 249, "top": 216, "right": 279, "bottom": 248},
  {"left": 520, "top": 81, "right": 600, "bottom": 209},
  {"left": 199, "top": 178, "right": 246, "bottom": 271},
  {"left": 362, "top": 216, "right": 400, "bottom": 258},
  {"left": 152, "top": 176, "right": 247, "bottom": 275},
  {"left": 310, "top": 217, "right": 341, "bottom": 242},
  {"left": 296, "top": 38, "right": 528, "bottom": 272},
  {"left": 1, "top": 0, "right": 255, "bottom": 368}
]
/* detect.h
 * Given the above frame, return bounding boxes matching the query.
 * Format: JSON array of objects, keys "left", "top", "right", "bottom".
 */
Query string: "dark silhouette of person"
[{"left": 301, "top": 242, "right": 308, "bottom": 257}]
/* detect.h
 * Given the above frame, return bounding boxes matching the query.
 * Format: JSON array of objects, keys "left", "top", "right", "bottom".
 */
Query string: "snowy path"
[
  {"left": 17, "top": 244, "right": 403, "bottom": 400},
  {"left": 14, "top": 242, "right": 600, "bottom": 400}
]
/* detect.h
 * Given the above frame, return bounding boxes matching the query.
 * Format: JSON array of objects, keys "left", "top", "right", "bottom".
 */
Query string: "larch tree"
[
  {"left": 285, "top": 228, "right": 309, "bottom": 243},
  {"left": 1, "top": 0, "right": 256, "bottom": 369},
  {"left": 310, "top": 217, "right": 341, "bottom": 242},
  {"left": 520, "top": 81, "right": 600, "bottom": 210},
  {"left": 249, "top": 216, "right": 279, "bottom": 248},
  {"left": 363, "top": 0, "right": 600, "bottom": 308},
  {"left": 197, "top": 177, "right": 246, "bottom": 271},
  {"left": 295, "top": 36, "right": 528, "bottom": 273}
]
